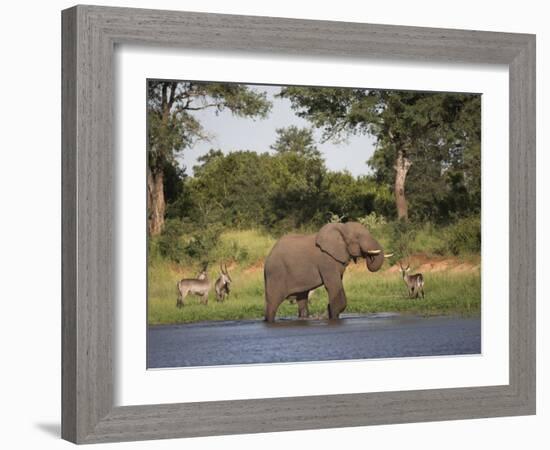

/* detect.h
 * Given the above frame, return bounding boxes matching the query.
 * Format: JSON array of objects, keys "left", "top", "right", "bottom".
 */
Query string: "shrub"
[
  {"left": 388, "top": 220, "right": 418, "bottom": 260},
  {"left": 183, "top": 223, "right": 223, "bottom": 265},
  {"left": 157, "top": 219, "right": 187, "bottom": 263},
  {"left": 357, "top": 212, "right": 387, "bottom": 229},
  {"left": 445, "top": 216, "right": 481, "bottom": 255}
]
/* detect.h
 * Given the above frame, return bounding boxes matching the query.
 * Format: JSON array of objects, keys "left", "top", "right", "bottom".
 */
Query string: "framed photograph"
[{"left": 62, "top": 5, "right": 535, "bottom": 444}]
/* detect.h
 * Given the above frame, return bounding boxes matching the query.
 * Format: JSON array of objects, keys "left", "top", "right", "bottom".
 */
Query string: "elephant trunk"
[
  {"left": 360, "top": 237, "right": 385, "bottom": 272},
  {"left": 365, "top": 252, "right": 385, "bottom": 272}
]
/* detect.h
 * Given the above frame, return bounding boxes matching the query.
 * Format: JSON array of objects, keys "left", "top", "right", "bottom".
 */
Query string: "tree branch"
[{"left": 167, "top": 82, "right": 177, "bottom": 109}]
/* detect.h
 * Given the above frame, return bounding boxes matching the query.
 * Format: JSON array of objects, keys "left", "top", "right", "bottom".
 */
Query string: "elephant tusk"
[
  {"left": 384, "top": 253, "right": 394, "bottom": 258},
  {"left": 365, "top": 249, "right": 381, "bottom": 256}
]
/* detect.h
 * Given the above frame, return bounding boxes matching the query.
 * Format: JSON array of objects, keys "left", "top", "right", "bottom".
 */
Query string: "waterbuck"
[
  {"left": 399, "top": 262, "right": 425, "bottom": 299},
  {"left": 214, "top": 262, "right": 232, "bottom": 302},
  {"left": 176, "top": 267, "right": 210, "bottom": 307}
]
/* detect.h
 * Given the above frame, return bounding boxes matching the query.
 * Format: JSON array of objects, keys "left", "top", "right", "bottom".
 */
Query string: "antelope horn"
[
  {"left": 224, "top": 262, "right": 228, "bottom": 274},
  {"left": 384, "top": 253, "right": 394, "bottom": 258},
  {"left": 365, "top": 249, "right": 381, "bottom": 256}
]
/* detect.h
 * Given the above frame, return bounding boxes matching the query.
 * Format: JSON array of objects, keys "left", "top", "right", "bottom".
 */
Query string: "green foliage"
[
  {"left": 270, "top": 126, "right": 319, "bottom": 157},
  {"left": 213, "top": 230, "right": 276, "bottom": 266},
  {"left": 188, "top": 149, "right": 275, "bottom": 227},
  {"left": 323, "top": 172, "right": 390, "bottom": 221},
  {"left": 155, "top": 219, "right": 224, "bottom": 266},
  {"left": 150, "top": 81, "right": 482, "bottom": 268},
  {"left": 147, "top": 81, "right": 272, "bottom": 172},
  {"left": 268, "top": 147, "right": 326, "bottom": 231},
  {"left": 279, "top": 86, "right": 378, "bottom": 141},
  {"left": 444, "top": 216, "right": 482, "bottom": 255},
  {"left": 162, "top": 161, "right": 187, "bottom": 205},
  {"left": 357, "top": 212, "right": 387, "bottom": 229},
  {"left": 156, "top": 219, "right": 187, "bottom": 263},
  {"left": 281, "top": 86, "right": 481, "bottom": 222},
  {"left": 182, "top": 147, "right": 329, "bottom": 232},
  {"left": 388, "top": 220, "right": 418, "bottom": 260},
  {"left": 147, "top": 81, "right": 273, "bottom": 234},
  {"left": 372, "top": 91, "right": 482, "bottom": 222},
  {"left": 183, "top": 224, "right": 224, "bottom": 265}
]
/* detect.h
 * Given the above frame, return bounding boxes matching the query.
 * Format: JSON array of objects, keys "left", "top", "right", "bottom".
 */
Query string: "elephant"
[{"left": 263, "top": 222, "right": 392, "bottom": 322}]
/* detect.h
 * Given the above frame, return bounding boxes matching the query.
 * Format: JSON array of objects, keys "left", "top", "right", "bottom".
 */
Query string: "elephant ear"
[{"left": 315, "top": 223, "right": 349, "bottom": 264}]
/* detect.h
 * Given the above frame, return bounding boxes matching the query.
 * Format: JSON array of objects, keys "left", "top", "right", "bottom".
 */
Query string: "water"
[{"left": 147, "top": 314, "right": 481, "bottom": 368}]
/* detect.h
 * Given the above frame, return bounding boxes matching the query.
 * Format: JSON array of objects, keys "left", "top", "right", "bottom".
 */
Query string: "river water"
[{"left": 147, "top": 313, "right": 481, "bottom": 368}]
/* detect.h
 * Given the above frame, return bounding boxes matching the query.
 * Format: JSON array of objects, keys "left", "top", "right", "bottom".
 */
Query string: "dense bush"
[
  {"left": 183, "top": 224, "right": 224, "bottom": 265},
  {"left": 444, "top": 216, "right": 481, "bottom": 255},
  {"left": 154, "top": 218, "right": 224, "bottom": 266},
  {"left": 154, "top": 139, "right": 480, "bottom": 265},
  {"left": 169, "top": 149, "right": 397, "bottom": 237},
  {"left": 156, "top": 219, "right": 187, "bottom": 263},
  {"left": 358, "top": 212, "right": 387, "bottom": 229}
]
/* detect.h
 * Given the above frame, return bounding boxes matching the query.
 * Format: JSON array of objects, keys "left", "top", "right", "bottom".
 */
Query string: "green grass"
[
  {"left": 148, "top": 230, "right": 481, "bottom": 325},
  {"left": 214, "top": 229, "right": 276, "bottom": 266}
]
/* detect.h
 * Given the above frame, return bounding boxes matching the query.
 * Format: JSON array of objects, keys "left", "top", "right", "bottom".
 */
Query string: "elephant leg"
[
  {"left": 322, "top": 273, "right": 347, "bottom": 319},
  {"left": 265, "top": 287, "right": 286, "bottom": 323},
  {"left": 296, "top": 292, "right": 309, "bottom": 319}
]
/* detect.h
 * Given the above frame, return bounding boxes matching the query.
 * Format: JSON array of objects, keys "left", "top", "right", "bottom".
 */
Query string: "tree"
[
  {"left": 184, "top": 146, "right": 327, "bottom": 232},
  {"left": 187, "top": 150, "right": 276, "bottom": 228},
  {"left": 322, "top": 172, "right": 393, "bottom": 222},
  {"left": 369, "top": 92, "right": 481, "bottom": 222},
  {"left": 280, "top": 87, "right": 481, "bottom": 221},
  {"left": 147, "top": 81, "right": 271, "bottom": 235},
  {"left": 270, "top": 126, "right": 319, "bottom": 157},
  {"left": 269, "top": 147, "right": 326, "bottom": 231}
]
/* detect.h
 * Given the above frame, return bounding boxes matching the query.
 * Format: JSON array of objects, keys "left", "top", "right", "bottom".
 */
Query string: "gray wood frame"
[{"left": 62, "top": 5, "right": 536, "bottom": 444}]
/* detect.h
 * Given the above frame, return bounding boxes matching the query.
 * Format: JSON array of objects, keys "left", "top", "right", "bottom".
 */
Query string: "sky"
[{"left": 177, "top": 85, "right": 377, "bottom": 177}]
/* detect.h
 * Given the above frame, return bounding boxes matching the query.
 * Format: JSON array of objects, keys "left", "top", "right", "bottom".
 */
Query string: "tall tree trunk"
[
  {"left": 147, "top": 84, "right": 174, "bottom": 236},
  {"left": 393, "top": 149, "right": 412, "bottom": 221},
  {"left": 147, "top": 166, "right": 165, "bottom": 235}
]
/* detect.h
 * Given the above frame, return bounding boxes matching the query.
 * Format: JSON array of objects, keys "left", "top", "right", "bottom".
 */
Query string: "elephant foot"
[
  {"left": 264, "top": 309, "right": 276, "bottom": 323},
  {"left": 327, "top": 303, "right": 345, "bottom": 319}
]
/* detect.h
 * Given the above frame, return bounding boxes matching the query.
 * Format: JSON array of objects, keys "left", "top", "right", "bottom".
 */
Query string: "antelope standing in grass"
[
  {"left": 399, "top": 262, "right": 425, "bottom": 299},
  {"left": 215, "top": 262, "right": 232, "bottom": 302},
  {"left": 176, "top": 266, "right": 210, "bottom": 307}
]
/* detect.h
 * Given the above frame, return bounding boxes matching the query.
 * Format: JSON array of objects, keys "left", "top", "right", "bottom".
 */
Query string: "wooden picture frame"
[{"left": 61, "top": 5, "right": 536, "bottom": 444}]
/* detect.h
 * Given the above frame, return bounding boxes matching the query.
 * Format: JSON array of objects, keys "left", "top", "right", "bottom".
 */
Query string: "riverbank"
[{"left": 148, "top": 252, "right": 480, "bottom": 325}]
